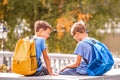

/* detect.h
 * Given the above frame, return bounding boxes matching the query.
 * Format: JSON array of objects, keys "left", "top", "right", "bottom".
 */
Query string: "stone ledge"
[{"left": 0, "top": 68, "right": 120, "bottom": 80}]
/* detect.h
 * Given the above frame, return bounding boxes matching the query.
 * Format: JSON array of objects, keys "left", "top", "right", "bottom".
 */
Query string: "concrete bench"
[{"left": 0, "top": 68, "right": 120, "bottom": 80}]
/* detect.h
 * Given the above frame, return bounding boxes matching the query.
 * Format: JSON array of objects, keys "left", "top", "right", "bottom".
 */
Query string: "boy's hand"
[
  {"left": 49, "top": 72, "right": 58, "bottom": 76},
  {"left": 60, "top": 66, "right": 67, "bottom": 72},
  {"left": 52, "top": 73, "right": 59, "bottom": 76}
]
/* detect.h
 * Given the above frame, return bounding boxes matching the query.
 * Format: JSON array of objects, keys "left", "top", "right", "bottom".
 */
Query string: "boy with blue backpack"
[{"left": 59, "top": 21, "right": 114, "bottom": 76}]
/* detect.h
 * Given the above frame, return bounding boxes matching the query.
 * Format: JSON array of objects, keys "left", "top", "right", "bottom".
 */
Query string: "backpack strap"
[
  {"left": 82, "top": 37, "right": 98, "bottom": 64},
  {"left": 83, "top": 58, "right": 89, "bottom": 64},
  {"left": 83, "top": 37, "right": 100, "bottom": 46}
]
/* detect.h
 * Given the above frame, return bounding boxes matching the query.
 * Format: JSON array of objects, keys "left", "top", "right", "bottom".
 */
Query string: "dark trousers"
[{"left": 31, "top": 66, "right": 49, "bottom": 76}]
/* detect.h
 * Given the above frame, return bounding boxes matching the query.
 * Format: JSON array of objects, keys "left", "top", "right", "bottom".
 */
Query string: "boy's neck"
[
  {"left": 81, "top": 33, "right": 88, "bottom": 40},
  {"left": 35, "top": 33, "right": 42, "bottom": 37}
]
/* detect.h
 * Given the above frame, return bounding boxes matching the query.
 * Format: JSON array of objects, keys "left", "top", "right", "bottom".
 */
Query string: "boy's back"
[{"left": 34, "top": 37, "right": 46, "bottom": 72}]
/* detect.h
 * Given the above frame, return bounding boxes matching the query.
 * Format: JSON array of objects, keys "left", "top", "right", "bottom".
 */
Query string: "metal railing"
[{"left": 0, "top": 51, "right": 120, "bottom": 73}]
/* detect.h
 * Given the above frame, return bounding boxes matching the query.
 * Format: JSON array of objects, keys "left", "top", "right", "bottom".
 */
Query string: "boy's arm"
[
  {"left": 60, "top": 55, "right": 82, "bottom": 72},
  {"left": 42, "top": 49, "right": 52, "bottom": 75}
]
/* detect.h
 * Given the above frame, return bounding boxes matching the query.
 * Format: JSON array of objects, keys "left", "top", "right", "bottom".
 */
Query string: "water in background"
[{"left": 103, "top": 33, "right": 120, "bottom": 57}]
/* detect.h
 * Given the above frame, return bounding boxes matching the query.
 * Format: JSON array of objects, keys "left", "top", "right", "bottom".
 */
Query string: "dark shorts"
[{"left": 30, "top": 66, "right": 49, "bottom": 76}]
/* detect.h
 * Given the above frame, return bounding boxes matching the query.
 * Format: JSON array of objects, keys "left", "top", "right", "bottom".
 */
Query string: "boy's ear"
[
  {"left": 76, "top": 32, "right": 80, "bottom": 35},
  {"left": 39, "top": 28, "right": 44, "bottom": 32}
]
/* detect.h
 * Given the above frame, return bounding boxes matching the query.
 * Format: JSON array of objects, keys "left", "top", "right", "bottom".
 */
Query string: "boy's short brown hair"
[
  {"left": 34, "top": 20, "right": 52, "bottom": 32},
  {"left": 71, "top": 21, "right": 87, "bottom": 36}
]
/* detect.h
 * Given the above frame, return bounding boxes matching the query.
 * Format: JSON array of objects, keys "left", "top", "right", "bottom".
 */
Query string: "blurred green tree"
[{"left": 0, "top": 0, "right": 120, "bottom": 53}]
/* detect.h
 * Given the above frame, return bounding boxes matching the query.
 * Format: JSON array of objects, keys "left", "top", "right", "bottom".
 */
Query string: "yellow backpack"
[{"left": 11, "top": 37, "right": 37, "bottom": 75}]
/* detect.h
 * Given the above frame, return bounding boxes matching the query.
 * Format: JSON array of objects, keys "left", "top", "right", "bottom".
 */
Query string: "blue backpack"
[{"left": 83, "top": 38, "right": 114, "bottom": 76}]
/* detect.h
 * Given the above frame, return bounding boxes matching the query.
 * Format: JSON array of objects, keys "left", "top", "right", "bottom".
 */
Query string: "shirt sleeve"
[
  {"left": 40, "top": 38, "right": 47, "bottom": 51},
  {"left": 74, "top": 41, "right": 93, "bottom": 63},
  {"left": 74, "top": 42, "right": 84, "bottom": 57}
]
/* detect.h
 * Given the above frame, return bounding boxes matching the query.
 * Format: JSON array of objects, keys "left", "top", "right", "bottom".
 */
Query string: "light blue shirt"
[
  {"left": 74, "top": 38, "right": 93, "bottom": 75},
  {"left": 34, "top": 37, "right": 46, "bottom": 71}
]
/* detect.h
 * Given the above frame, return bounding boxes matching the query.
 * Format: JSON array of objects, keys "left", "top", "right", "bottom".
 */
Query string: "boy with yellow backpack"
[{"left": 12, "top": 20, "right": 55, "bottom": 76}]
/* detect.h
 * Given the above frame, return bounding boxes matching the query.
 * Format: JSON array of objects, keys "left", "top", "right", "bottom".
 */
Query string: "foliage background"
[{"left": 0, "top": 0, "right": 120, "bottom": 54}]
